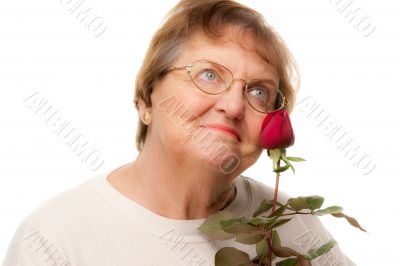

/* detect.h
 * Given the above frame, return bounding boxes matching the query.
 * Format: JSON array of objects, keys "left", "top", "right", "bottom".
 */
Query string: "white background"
[{"left": 1, "top": 0, "right": 399, "bottom": 265}]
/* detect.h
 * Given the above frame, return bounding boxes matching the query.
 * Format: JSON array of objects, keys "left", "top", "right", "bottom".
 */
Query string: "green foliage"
[
  {"left": 331, "top": 212, "right": 367, "bottom": 232},
  {"left": 269, "top": 149, "right": 282, "bottom": 170},
  {"left": 236, "top": 231, "right": 266, "bottom": 245},
  {"left": 197, "top": 210, "right": 234, "bottom": 240},
  {"left": 274, "top": 163, "right": 291, "bottom": 173},
  {"left": 215, "top": 247, "right": 252, "bottom": 266},
  {"left": 303, "top": 239, "right": 336, "bottom": 260},
  {"left": 256, "top": 239, "right": 268, "bottom": 261},
  {"left": 199, "top": 150, "right": 365, "bottom": 266},
  {"left": 276, "top": 257, "right": 299, "bottom": 266},
  {"left": 286, "top": 157, "right": 306, "bottom": 162},
  {"left": 199, "top": 194, "right": 365, "bottom": 265},
  {"left": 252, "top": 199, "right": 274, "bottom": 217},
  {"left": 288, "top": 196, "right": 324, "bottom": 211},
  {"left": 314, "top": 206, "right": 343, "bottom": 216}
]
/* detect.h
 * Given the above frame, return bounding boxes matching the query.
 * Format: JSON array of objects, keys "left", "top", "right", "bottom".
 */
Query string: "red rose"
[{"left": 259, "top": 109, "right": 295, "bottom": 150}]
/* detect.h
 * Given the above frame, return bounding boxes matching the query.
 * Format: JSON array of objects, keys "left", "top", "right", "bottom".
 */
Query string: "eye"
[
  {"left": 248, "top": 86, "right": 269, "bottom": 103},
  {"left": 199, "top": 69, "right": 219, "bottom": 82}
]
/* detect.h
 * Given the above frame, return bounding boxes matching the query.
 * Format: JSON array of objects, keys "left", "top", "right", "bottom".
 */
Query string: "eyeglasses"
[{"left": 166, "top": 60, "right": 286, "bottom": 114}]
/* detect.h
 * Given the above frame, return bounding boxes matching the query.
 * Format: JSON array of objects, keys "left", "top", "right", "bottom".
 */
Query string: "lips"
[{"left": 200, "top": 124, "right": 241, "bottom": 142}]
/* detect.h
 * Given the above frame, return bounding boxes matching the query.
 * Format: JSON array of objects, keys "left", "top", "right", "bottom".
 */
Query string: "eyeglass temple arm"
[
  {"left": 168, "top": 66, "right": 188, "bottom": 72},
  {"left": 281, "top": 96, "right": 287, "bottom": 109}
]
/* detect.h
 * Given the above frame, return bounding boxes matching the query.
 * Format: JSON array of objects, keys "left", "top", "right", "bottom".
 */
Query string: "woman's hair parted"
[{"left": 133, "top": 0, "right": 300, "bottom": 152}]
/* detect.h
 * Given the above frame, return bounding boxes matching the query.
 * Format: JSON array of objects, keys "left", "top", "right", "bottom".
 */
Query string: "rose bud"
[{"left": 259, "top": 109, "right": 295, "bottom": 150}]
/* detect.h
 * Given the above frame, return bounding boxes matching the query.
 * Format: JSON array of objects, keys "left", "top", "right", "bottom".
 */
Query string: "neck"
[{"left": 127, "top": 142, "right": 238, "bottom": 220}]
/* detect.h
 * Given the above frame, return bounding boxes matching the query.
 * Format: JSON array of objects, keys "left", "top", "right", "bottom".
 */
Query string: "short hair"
[{"left": 133, "top": 0, "right": 300, "bottom": 152}]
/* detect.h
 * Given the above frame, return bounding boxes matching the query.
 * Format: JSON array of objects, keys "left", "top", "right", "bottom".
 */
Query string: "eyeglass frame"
[{"left": 164, "top": 60, "right": 287, "bottom": 114}]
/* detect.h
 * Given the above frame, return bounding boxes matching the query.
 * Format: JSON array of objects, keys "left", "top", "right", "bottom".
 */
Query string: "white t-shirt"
[{"left": 2, "top": 168, "right": 356, "bottom": 266}]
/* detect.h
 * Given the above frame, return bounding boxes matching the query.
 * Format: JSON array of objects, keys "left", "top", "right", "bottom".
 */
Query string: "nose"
[{"left": 213, "top": 79, "right": 246, "bottom": 120}]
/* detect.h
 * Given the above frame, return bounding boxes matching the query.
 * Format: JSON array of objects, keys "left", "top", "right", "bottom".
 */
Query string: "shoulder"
[
  {"left": 2, "top": 174, "right": 104, "bottom": 266},
  {"left": 25, "top": 174, "right": 102, "bottom": 227},
  {"left": 10, "top": 172, "right": 107, "bottom": 242}
]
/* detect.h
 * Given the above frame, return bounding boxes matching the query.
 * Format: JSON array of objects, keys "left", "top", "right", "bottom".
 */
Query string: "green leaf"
[
  {"left": 223, "top": 223, "right": 262, "bottom": 234},
  {"left": 280, "top": 153, "right": 290, "bottom": 164},
  {"left": 272, "top": 246, "right": 301, "bottom": 258},
  {"left": 271, "top": 230, "right": 301, "bottom": 258},
  {"left": 314, "top": 206, "right": 343, "bottom": 216},
  {"left": 286, "top": 156, "right": 306, "bottom": 162},
  {"left": 331, "top": 212, "right": 367, "bottom": 232},
  {"left": 276, "top": 258, "right": 299, "bottom": 266},
  {"left": 220, "top": 218, "right": 242, "bottom": 228},
  {"left": 280, "top": 153, "right": 296, "bottom": 174},
  {"left": 237, "top": 217, "right": 269, "bottom": 226},
  {"left": 252, "top": 199, "right": 274, "bottom": 217},
  {"left": 247, "top": 217, "right": 263, "bottom": 226},
  {"left": 221, "top": 216, "right": 278, "bottom": 232},
  {"left": 305, "top": 196, "right": 324, "bottom": 211},
  {"left": 272, "top": 230, "right": 281, "bottom": 248},
  {"left": 267, "top": 218, "right": 292, "bottom": 230},
  {"left": 269, "top": 148, "right": 282, "bottom": 169},
  {"left": 287, "top": 197, "right": 309, "bottom": 211},
  {"left": 215, "top": 247, "right": 251, "bottom": 266},
  {"left": 235, "top": 231, "right": 265, "bottom": 245},
  {"left": 246, "top": 216, "right": 276, "bottom": 226},
  {"left": 268, "top": 204, "right": 287, "bottom": 219},
  {"left": 289, "top": 164, "right": 296, "bottom": 174},
  {"left": 288, "top": 196, "right": 324, "bottom": 211},
  {"left": 274, "top": 163, "right": 291, "bottom": 173},
  {"left": 256, "top": 238, "right": 269, "bottom": 261},
  {"left": 221, "top": 217, "right": 265, "bottom": 234},
  {"left": 304, "top": 239, "right": 336, "bottom": 260},
  {"left": 198, "top": 211, "right": 234, "bottom": 240}
]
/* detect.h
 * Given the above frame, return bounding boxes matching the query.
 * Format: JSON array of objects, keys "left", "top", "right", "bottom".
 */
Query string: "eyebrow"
[
  {"left": 249, "top": 66, "right": 279, "bottom": 87},
  {"left": 251, "top": 79, "right": 279, "bottom": 88}
]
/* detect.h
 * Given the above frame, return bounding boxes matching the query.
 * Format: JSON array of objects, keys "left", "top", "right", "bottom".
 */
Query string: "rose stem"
[
  {"left": 272, "top": 160, "right": 280, "bottom": 212},
  {"left": 266, "top": 159, "right": 281, "bottom": 265}
]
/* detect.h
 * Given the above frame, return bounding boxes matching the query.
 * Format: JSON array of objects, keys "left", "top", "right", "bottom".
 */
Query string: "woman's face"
[{"left": 144, "top": 27, "right": 279, "bottom": 175}]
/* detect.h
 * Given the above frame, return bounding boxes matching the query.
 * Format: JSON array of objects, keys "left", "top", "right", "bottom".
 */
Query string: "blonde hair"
[{"left": 133, "top": 0, "right": 300, "bottom": 152}]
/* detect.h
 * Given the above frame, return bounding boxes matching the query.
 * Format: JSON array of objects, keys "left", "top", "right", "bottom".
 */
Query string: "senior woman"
[{"left": 3, "top": 0, "right": 355, "bottom": 265}]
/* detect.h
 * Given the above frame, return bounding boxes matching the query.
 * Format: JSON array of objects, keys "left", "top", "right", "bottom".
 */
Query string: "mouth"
[{"left": 199, "top": 124, "right": 241, "bottom": 142}]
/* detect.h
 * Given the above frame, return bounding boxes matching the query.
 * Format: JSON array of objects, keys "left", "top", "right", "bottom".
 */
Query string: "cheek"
[
  {"left": 240, "top": 127, "right": 263, "bottom": 163},
  {"left": 155, "top": 79, "right": 215, "bottom": 115},
  {"left": 245, "top": 114, "right": 263, "bottom": 139},
  {"left": 152, "top": 83, "right": 216, "bottom": 144},
  {"left": 152, "top": 98, "right": 210, "bottom": 145},
  {"left": 249, "top": 124, "right": 262, "bottom": 146}
]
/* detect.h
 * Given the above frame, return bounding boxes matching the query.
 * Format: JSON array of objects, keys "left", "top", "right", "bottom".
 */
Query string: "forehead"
[{"left": 178, "top": 27, "right": 278, "bottom": 81}]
